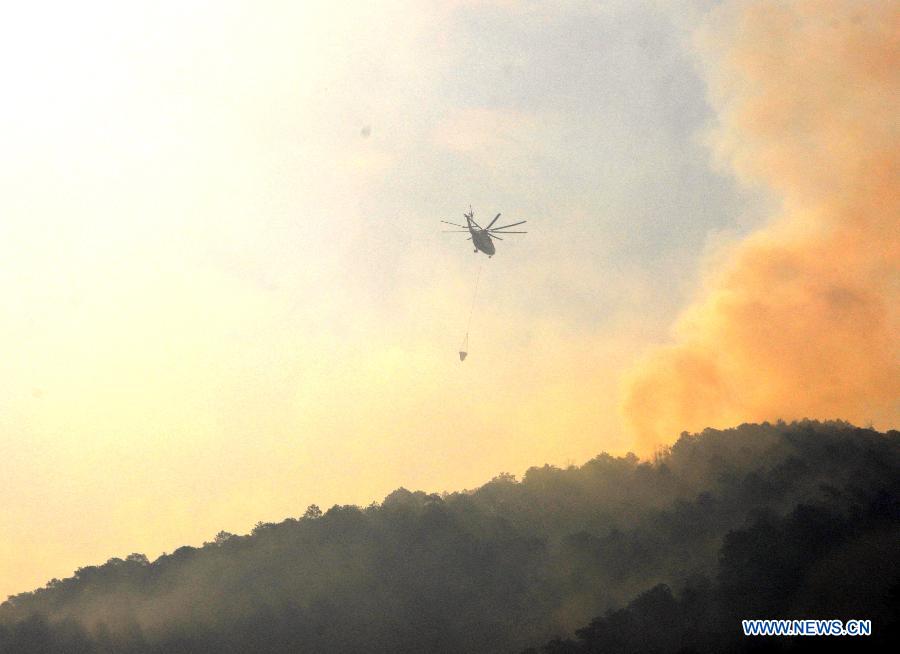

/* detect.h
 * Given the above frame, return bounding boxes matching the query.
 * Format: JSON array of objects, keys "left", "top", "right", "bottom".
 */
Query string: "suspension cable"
[{"left": 461, "top": 259, "right": 483, "bottom": 351}]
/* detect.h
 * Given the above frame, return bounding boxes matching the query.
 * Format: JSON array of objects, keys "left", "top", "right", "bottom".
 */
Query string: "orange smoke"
[{"left": 622, "top": 0, "right": 900, "bottom": 454}]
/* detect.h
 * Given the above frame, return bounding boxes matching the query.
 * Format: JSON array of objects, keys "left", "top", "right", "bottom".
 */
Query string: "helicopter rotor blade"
[
  {"left": 441, "top": 220, "right": 467, "bottom": 228},
  {"left": 491, "top": 220, "right": 526, "bottom": 230},
  {"left": 490, "top": 234, "right": 503, "bottom": 240},
  {"left": 486, "top": 213, "right": 502, "bottom": 229},
  {"left": 488, "top": 230, "right": 526, "bottom": 234}
]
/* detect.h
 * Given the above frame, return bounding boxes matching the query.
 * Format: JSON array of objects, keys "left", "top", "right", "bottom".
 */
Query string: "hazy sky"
[{"left": 5, "top": 0, "right": 889, "bottom": 600}]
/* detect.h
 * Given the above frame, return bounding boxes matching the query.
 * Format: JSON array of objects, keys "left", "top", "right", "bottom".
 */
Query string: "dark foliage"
[{"left": 2, "top": 421, "right": 898, "bottom": 653}]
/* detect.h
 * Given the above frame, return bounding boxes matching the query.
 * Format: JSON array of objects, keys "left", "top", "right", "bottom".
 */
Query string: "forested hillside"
[{"left": 2, "top": 421, "right": 898, "bottom": 653}]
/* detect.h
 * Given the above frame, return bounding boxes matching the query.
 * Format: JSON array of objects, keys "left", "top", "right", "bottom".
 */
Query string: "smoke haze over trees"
[
  {"left": 621, "top": 0, "right": 900, "bottom": 452},
  {"left": 2, "top": 421, "right": 898, "bottom": 653}
]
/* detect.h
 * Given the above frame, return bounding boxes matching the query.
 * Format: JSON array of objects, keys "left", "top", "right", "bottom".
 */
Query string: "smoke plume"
[{"left": 622, "top": 0, "right": 900, "bottom": 453}]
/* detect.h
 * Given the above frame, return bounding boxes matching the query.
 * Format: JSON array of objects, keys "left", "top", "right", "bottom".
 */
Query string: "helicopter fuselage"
[{"left": 470, "top": 228, "right": 495, "bottom": 256}]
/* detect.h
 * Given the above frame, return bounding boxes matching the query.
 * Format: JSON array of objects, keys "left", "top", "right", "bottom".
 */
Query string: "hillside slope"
[{"left": 2, "top": 421, "right": 898, "bottom": 653}]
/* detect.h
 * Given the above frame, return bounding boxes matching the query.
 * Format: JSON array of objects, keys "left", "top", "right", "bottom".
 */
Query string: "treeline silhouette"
[{"left": 1, "top": 421, "right": 898, "bottom": 653}]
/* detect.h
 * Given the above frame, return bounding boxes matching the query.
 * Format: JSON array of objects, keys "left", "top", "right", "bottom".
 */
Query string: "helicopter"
[{"left": 441, "top": 206, "right": 527, "bottom": 257}]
